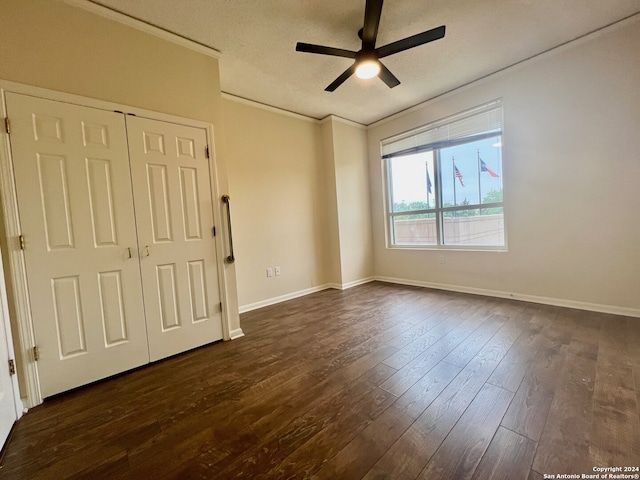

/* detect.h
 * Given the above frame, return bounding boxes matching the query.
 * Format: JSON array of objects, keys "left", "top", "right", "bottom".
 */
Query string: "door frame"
[
  {"left": 0, "top": 244, "right": 23, "bottom": 436},
  {"left": 0, "top": 79, "right": 237, "bottom": 408}
]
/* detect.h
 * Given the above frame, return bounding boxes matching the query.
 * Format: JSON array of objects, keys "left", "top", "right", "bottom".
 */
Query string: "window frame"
[{"left": 382, "top": 100, "right": 507, "bottom": 251}]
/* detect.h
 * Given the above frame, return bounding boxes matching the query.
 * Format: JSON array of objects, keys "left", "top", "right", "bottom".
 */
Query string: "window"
[{"left": 383, "top": 100, "right": 505, "bottom": 249}]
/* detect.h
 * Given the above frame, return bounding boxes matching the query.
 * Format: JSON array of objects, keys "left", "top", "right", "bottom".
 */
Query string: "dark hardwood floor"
[{"left": 1, "top": 282, "right": 639, "bottom": 479}]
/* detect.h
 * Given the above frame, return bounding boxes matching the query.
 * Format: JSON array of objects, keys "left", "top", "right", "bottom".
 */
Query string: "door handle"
[
  {"left": 127, "top": 247, "right": 132, "bottom": 259},
  {"left": 142, "top": 245, "right": 150, "bottom": 257},
  {"left": 221, "top": 195, "right": 235, "bottom": 263}
]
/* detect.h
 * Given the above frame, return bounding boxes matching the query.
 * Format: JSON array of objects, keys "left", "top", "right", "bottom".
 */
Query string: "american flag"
[{"left": 454, "top": 165, "right": 465, "bottom": 187}]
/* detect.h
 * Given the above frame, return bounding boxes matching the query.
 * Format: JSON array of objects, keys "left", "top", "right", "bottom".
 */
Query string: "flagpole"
[
  {"left": 477, "top": 149, "right": 482, "bottom": 210},
  {"left": 425, "top": 161, "right": 430, "bottom": 209},
  {"left": 452, "top": 156, "right": 457, "bottom": 206}
]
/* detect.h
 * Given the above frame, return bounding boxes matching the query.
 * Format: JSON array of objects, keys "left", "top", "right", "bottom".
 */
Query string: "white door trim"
[
  {"left": 0, "top": 79, "right": 235, "bottom": 407},
  {"left": 0, "top": 244, "right": 24, "bottom": 428}
]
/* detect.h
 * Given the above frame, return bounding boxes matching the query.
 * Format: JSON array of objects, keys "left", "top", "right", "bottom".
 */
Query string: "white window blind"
[{"left": 381, "top": 99, "right": 503, "bottom": 159}]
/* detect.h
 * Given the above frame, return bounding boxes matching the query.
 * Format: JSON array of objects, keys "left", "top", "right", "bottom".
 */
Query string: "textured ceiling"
[{"left": 88, "top": 0, "right": 640, "bottom": 125}]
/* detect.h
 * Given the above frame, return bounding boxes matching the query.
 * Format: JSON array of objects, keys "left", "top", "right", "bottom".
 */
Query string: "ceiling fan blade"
[
  {"left": 362, "top": 0, "right": 384, "bottom": 49},
  {"left": 325, "top": 63, "right": 357, "bottom": 92},
  {"left": 376, "top": 25, "right": 446, "bottom": 58},
  {"left": 378, "top": 61, "right": 401, "bottom": 88},
  {"left": 296, "top": 42, "right": 357, "bottom": 59}
]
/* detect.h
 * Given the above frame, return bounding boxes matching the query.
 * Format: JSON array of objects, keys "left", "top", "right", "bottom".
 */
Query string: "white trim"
[
  {"left": 204, "top": 123, "right": 234, "bottom": 342},
  {"left": 320, "top": 115, "right": 367, "bottom": 129},
  {"left": 238, "top": 277, "right": 376, "bottom": 313},
  {"left": 0, "top": 90, "right": 42, "bottom": 408},
  {"left": 221, "top": 93, "right": 321, "bottom": 124},
  {"left": 375, "top": 276, "right": 640, "bottom": 318},
  {"left": 0, "top": 80, "right": 237, "bottom": 407},
  {"left": 234, "top": 273, "right": 639, "bottom": 320},
  {"left": 239, "top": 284, "right": 335, "bottom": 314},
  {"left": 0, "top": 243, "right": 24, "bottom": 421},
  {"left": 62, "top": 0, "right": 221, "bottom": 59},
  {"left": 0, "top": 79, "right": 211, "bottom": 128},
  {"left": 228, "top": 328, "right": 245, "bottom": 340},
  {"left": 339, "top": 277, "right": 376, "bottom": 290}
]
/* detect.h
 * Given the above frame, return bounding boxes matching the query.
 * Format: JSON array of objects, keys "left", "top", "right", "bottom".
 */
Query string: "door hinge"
[
  {"left": 8, "top": 359, "right": 16, "bottom": 376},
  {"left": 18, "top": 234, "right": 25, "bottom": 250},
  {"left": 205, "top": 146, "right": 210, "bottom": 159},
  {"left": 4, "top": 117, "right": 10, "bottom": 134},
  {"left": 33, "top": 346, "right": 39, "bottom": 362}
]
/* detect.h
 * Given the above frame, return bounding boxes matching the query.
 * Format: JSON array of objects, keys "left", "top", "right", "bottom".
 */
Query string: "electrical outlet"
[
  {"left": 275, "top": 266, "right": 281, "bottom": 276},
  {"left": 266, "top": 267, "right": 273, "bottom": 277},
  {"left": 439, "top": 255, "right": 445, "bottom": 264}
]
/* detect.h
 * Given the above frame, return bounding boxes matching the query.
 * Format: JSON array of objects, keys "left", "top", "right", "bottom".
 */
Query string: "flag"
[
  {"left": 454, "top": 165, "right": 465, "bottom": 187},
  {"left": 426, "top": 170, "right": 432, "bottom": 194},
  {"left": 480, "top": 158, "right": 499, "bottom": 178}
]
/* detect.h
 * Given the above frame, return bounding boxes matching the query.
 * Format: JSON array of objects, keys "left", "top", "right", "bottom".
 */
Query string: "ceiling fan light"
[{"left": 355, "top": 60, "right": 380, "bottom": 79}]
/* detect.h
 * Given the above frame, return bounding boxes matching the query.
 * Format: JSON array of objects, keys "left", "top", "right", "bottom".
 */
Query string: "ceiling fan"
[{"left": 296, "top": 0, "right": 446, "bottom": 92}]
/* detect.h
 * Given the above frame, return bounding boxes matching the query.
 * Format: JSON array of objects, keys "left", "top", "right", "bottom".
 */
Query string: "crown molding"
[{"left": 63, "top": 0, "right": 222, "bottom": 59}]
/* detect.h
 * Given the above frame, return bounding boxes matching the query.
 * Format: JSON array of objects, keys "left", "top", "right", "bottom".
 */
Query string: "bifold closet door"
[
  {"left": 126, "top": 116, "right": 223, "bottom": 362},
  {"left": 5, "top": 93, "right": 149, "bottom": 397}
]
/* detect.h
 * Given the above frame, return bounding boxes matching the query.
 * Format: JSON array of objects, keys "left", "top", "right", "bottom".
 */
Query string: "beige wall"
[
  {"left": 221, "top": 98, "right": 332, "bottom": 309},
  {"left": 3, "top": 0, "right": 636, "bottom": 332},
  {"left": 367, "top": 17, "right": 640, "bottom": 312},
  {"left": 221, "top": 104, "right": 375, "bottom": 309},
  {"left": 0, "top": 0, "right": 240, "bottom": 382},
  {"left": 0, "top": 0, "right": 222, "bottom": 123},
  {"left": 328, "top": 119, "right": 374, "bottom": 286},
  {"left": 320, "top": 120, "right": 343, "bottom": 287}
]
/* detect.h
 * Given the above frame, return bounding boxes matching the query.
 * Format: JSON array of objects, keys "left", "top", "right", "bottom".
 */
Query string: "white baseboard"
[
  {"left": 238, "top": 277, "right": 376, "bottom": 314},
  {"left": 375, "top": 276, "right": 640, "bottom": 318},
  {"left": 340, "top": 277, "right": 376, "bottom": 290},
  {"left": 239, "top": 284, "right": 334, "bottom": 314},
  {"left": 228, "top": 328, "right": 245, "bottom": 340},
  {"left": 238, "top": 275, "right": 639, "bottom": 318}
]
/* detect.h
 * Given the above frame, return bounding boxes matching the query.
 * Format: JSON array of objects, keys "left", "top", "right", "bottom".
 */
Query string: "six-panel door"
[
  {"left": 126, "top": 116, "right": 222, "bottom": 362},
  {"left": 6, "top": 93, "right": 223, "bottom": 396},
  {"left": 6, "top": 93, "right": 150, "bottom": 397}
]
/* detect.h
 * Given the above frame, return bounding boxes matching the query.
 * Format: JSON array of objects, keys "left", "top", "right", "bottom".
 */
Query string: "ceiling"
[{"left": 87, "top": 0, "right": 640, "bottom": 125}]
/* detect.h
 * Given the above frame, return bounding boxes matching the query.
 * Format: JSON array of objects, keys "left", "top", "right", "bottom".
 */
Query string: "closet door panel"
[
  {"left": 6, "top": 93, "right": 149, "bottom": 397},
  {"left": 126, "top": 116, "right": 223, "bottom": 361}
]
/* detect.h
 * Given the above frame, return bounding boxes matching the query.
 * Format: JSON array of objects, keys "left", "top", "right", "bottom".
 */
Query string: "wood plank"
[
  {"left": 532, "top": 339, "right": 598, "bottom": 474},
  {"left": 528, "top": 470, "right": 544, "bottom": 480},
  {"left": 250, "top": 343, "right": 397, "bottom": 439},
  {"left": 2, "top": 282, "right": 639, "bottom": 479},
  {"left": 312, "top": 360, "right": 460, "bottom": 480},
  {"left": 380, "top": 309, "right": 496, "bottom": 397},
  {"left": 269, "top": 386, "right": 397, "bottom": 478},
  {"left": 416, "top": 383, "right": 514, "bottom": 480},
  {"left": 500, "top": 344, "right": 568, "bottom": 441},
  {"left": 442, "top": 313, "right": 508, "bottom": 367},
  {"left": 382, "top": 313, "right": 469, "bottom": 370},
  {"left": 471, "top": 427, "right": 537, "bottom": 480},
  {"left": 212, "top": 377, "right": 378, "bottom": 478},
  {"left": 487, "top": 324, "right": 543, "bottom": 392},
  {"left": 589, "top": 383, "right": 640, "bottom": 465},
  {"left": 635, "top": 364, "right": 640, "bottom": 417},
  {"left": 361, "top": 464, "right": 393, "bottom": 480},
  {"left": 372, "top": 319, "right": 522, "bottom": 479}
]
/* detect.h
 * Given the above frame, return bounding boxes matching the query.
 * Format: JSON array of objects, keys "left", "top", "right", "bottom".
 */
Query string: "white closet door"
[
  {"left": 126, "top": 116, "right": 223, "bottom": 361},
  {"left": 0, "top": 247, "right": 20, "bottom": 448},
  {"left": 6, "top": 93, "right": 149, "bottom": 397}
]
